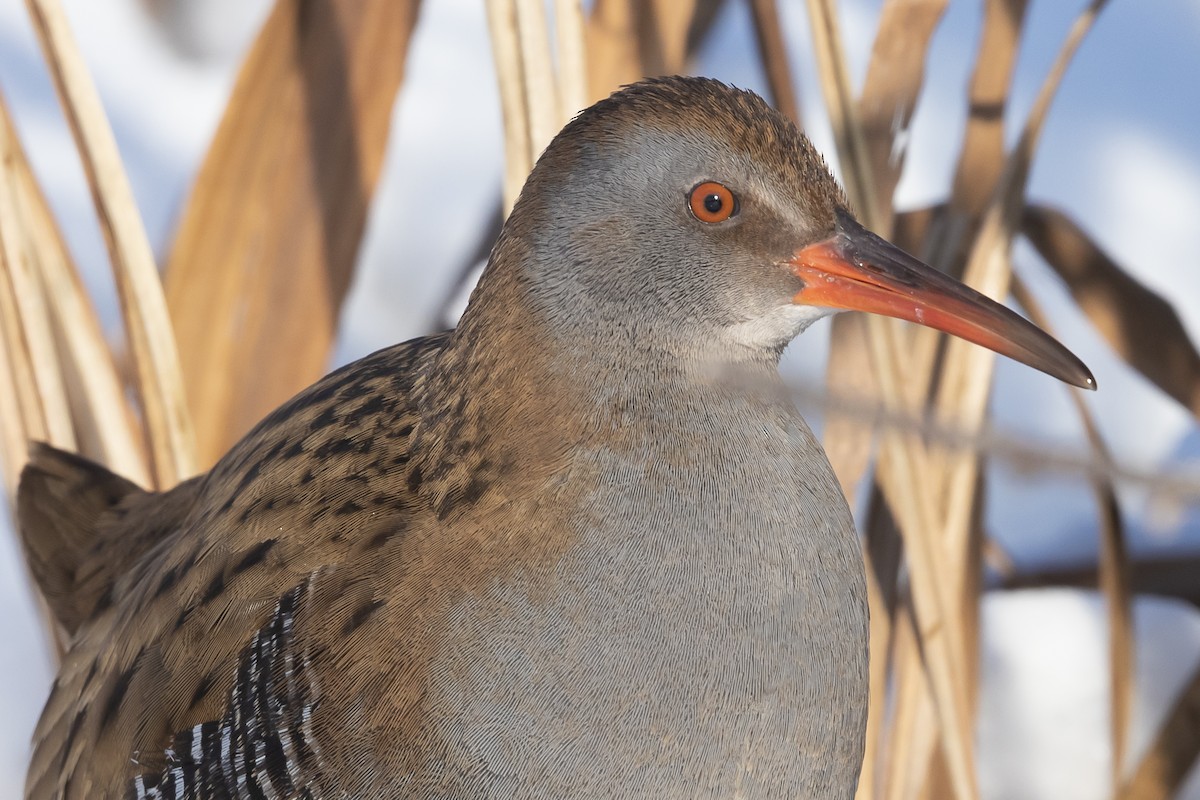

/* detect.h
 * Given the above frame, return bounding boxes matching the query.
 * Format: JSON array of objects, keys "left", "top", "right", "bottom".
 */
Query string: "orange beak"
[{"left": 790, "top": 209, "right": 1095, "bottom": 390}]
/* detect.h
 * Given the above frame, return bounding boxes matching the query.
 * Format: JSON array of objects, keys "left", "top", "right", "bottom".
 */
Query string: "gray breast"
[{"left": 417, "top": 406, "right": 869, "bottom": 798}]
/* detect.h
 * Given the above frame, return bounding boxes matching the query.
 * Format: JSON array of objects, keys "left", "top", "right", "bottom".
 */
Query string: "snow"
[
  {"left": 979, "top": 590, "right": 1200, "bottom": 799},
  {"left": 0, "top": 1, "right": 1197, "bottom": 796}
]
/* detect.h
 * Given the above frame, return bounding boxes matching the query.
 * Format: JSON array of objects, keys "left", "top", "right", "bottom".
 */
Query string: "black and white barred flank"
[{"left": 129, "top": 581, "right": 322, "bottom": 800}]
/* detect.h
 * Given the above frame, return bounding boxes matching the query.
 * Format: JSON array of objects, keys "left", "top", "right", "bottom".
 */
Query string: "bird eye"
[{"left": 688, "top": 181, "right": 738, "bottom": 223}]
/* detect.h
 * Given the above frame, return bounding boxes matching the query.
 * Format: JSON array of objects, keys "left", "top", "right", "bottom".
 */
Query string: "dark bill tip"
[{"left": 789, "top": 209, "right": 1096, "bottom": 391}]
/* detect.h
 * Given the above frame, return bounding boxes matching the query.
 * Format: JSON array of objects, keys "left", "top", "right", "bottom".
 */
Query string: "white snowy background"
[{"left": 0, "top": 1, "right": 1198, "bottom": 797}]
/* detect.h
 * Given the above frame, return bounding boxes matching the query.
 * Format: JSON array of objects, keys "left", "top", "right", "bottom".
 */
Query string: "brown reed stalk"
[
  {"left": 1023, "top": 204, "right": 1200, "bottom": 419},
  {"left": 164, "top": 0, "right": 419, "bottom": 467},
  {"left": 805, "top": 2, "right": 978, "bottom": 796},
  {"left": 1012, "top": 274, "right": 1133, "bottom": 791},
  {"left": 0, "top": 137, "right": 73, "bottom": 454},
  {"left": 0, "top": 2, "right": 1190, "bottom": 797},
  {"left": 25, "top": 0, "right": 195, "bottom": 489},
  {"left": 0, "top": 97, "right": 148, "bottom": 486}
]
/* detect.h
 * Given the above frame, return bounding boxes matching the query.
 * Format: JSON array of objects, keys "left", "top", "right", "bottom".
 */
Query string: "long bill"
[{"left": 789, "top": 208, "right": 1096, "bottom": 390}]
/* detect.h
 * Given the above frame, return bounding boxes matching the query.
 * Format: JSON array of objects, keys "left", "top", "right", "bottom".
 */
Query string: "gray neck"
[
  {"left": 422, "top": 228, "right": 800, "bottom": 464},
  {"left": 402, "top": 248, "right": 870, "bottom": 796},
  {"left": 413, "top": 340, "right": 870, "bottom": 797}
]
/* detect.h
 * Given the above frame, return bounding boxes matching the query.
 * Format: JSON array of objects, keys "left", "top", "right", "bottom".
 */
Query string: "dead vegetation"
[{"left": 0, "top": 0, "right": 1197, "bottom": 797}]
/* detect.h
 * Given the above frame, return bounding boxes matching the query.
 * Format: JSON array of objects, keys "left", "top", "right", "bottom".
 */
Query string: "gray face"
[{"left": 506, "top": 81, "right": 847, "bottom": 366}]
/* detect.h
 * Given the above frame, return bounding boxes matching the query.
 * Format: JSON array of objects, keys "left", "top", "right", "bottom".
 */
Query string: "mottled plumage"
[{"left": 18, "top": 76, "right": 1091, "bottom": 799}]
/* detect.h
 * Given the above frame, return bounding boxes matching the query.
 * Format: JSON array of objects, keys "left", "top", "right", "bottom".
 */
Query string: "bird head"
[{"left": 495, "top": 76, "right": 1093, "bottom": 390}]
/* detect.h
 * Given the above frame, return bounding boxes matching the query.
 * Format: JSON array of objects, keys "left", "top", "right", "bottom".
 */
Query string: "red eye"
[{"left": 688, "top": 181, "right": 738, "bottom": 223}]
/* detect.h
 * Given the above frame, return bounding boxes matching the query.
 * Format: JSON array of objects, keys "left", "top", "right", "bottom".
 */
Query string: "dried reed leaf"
[
  {"left": 0, "top": 170, "right": 74, "bottom": 454},
  {"left": 804, "top": 0, "right": 875, "bottom": 222},
  {"left": 858, "top": 489, "right": 903, "bottom": 800},
  {"left": 514, "top": 0, "right": 561, "bottom": 155},
  {"left": 949, "top": 0, "right": 1029, "bottom": 221},
  {"left": 858, "top": 0, "right": 949, "bottom": 226},
  {"left": 748, "top": 0, "right": 801, "bottom": 126},
  {"left": 891, "top": 204, "right": 945, "bottom": 253},
  {"left": 824, "top": 316, "right": 875, "bottom": 503},
  {"left": 164, "top": 0, "right": 419, "bottom": 468},
  {"left": 0, "top": 161, "right": 51, "bottom": 450},
  {"left": 874, "top": 423, "right": 976, "bottom": 800},
  {"left": 0, "top": 234, "right": 41, "bottom": 455},
  {"left": 1013, "top": 273, "right": 1133, "bottom": 787},
  {"left": 811, "top": 0, "right": 883, "bottom": 501},
  {"left": 1008, "top": 555, "right": 1200, "bottom": 605},
  {"left": 1023, "top": 204, "right": 1200, "bottom": 417},
  {"left": 931, "top": 0, "right": 1109, "bottom": 606},
  {"left": 882, "top": 609, "right": 940, "bottom": 800},
  {"left": 1119, "top": 659, "right": 1200, "bottom": 800},
  {"left": 0, "top": 96, "right": 148, "bottom": 486},
  {"left": 554, "top": 0, "right": 588, "bottom": 119},
  {"left": 806, "top": 2, "right": 977, "bottom": 795},
  {"left": 826, "top": 0, "right": 946, "bottom": 503},
  {"left": 490, "top": 0, "right": 586, "bottom": 214},
  {"left": 0, "top": 324, "right": 25, "bottom": 498},
  {"left": 488, "top": 0, "right": 534, "bottom": 213},
  {"left": 895, "top": 7, "right": 1110, "bottom": 790},
  {"left": 907, "top": 0, "right": 1028, "bottom": 415},
  {"left": 26, "top": 0, "right": 195, "bottom": 488},
  {"left": 586, "top": 0, "right": 698, "bottom": 102}
]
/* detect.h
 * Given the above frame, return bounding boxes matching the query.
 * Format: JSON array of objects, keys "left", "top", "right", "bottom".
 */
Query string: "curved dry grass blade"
[
  {"left": 804, "top": 0, "right": 876, "bottom": 223},
  {"left": 586, "top": 0, "right": 699, "bottom": 101},
  {"left": 554, "top": 0, "right": 588, "bottom": 119},
  {"left": 857, "top": 548, "right": 891, "bottom": 800},
  {"left": 25, "top": 0, "right": 195, "bottom": 488},
  {"left": 824, "top": 316, "right": 875, "bottom": 504},
  {"left": 488, "top": 0, "right": 534, "bottom": 214},
  {"left": 0, "top": 97, "right": 148, "bottom": 485},
  {"left": 164, "top": 0, "right": 419, "bottom": 467},
  {"left": 514, "top": 0, "right": 561, "bottom": 157},
  {"left": 949, "top": 0, "right": 1029, "bottom": 220},
  {"left": 924, "top": 0, "right": 1109, "bottom": 746},
  {"left": 1023, "top": 204, "right": 1200, "bottom": 417},
  {"left": 931, "top": 0, "right": 1110, "bottom": 585},
  {"left": 0, "top": 131, "right": 73, "bottom": 451},
  {"left": 806, "top": 3, "right": 977, "bottom": 796},
  {"left": 0, "top": 241, "right": 41, "bottom": 459},
  {"left": 1119, "top": 660, "right": 1200, "bottom": 800},
  {"left": 0, "top": 325, "right": 26, "bottom": 498},
  {"left": 748, "top": 0, "right": 801, "bottom": 126},
  {"left": 858, "top": 0, "right": 949, "bottom": 224},
  {"left": 1013, "top": 273, "right": 1132, "bottom": 789},
  {"left": 826, "top": 0, "right": 946, "bottom": 505},
  {"left": 882, "top": 607, "right": 940, "bottom": 800}
]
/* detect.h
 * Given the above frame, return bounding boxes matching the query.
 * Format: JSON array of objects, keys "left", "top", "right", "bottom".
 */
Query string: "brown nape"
[{"left": 18, "top": 75, "right": 1089, "bottom": 800}]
